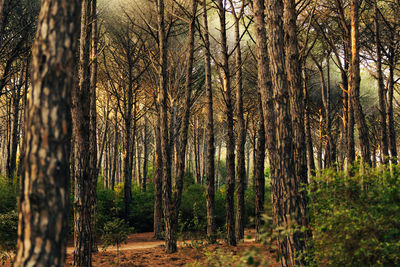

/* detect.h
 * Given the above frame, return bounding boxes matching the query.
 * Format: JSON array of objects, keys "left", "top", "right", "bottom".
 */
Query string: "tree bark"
[
  {"left": 111, "top": 111, "right": 118, "bottom": 191},
  {"left": 387, "top": 44, "right": 397, "bottom": 160},
  {"left": 229, "top": 1, "right": 246, "bottom": 241},
  {"left": 7, "top": 74, "right": 22, "bottom": 179},
  {"left": 254, "top": 93, "right": 265, "bottom": 240},
  {"left": 217, "top": 0, "right": 236, "bottom": 246},
  {"left": 13, "top": 0, "right": 80, "bottom": 265},
  {"left": 202, "top": 0, "right": 216, "bottom": 242},
  {"left": 153, "top": 122, "right": 163, "bottom": 240},
  {"left": 142, "top": 116, "right": 148, "bottom": 192},
  {"left": 350, "top": 0, "right": 371, "bottom": 165},
  {"left": 73, "top": 0, "right": 94, "bottom": 265},
  {"left": 253, "top": 0, "right": 276, "bottom": 240},
  {"left": 266, "top": 0, "right": 308, "bottom": 265},
  {"left": 89, "top": 0, "right": 98, "bottom": 252}
]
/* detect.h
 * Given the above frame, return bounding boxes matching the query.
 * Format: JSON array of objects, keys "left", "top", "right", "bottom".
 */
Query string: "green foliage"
[
  {"left": 308, "top": 165, "right": 400, "bottom": 266},
  {"left": 102, "top": 218, "right": 131, "bottom": 266},
  {"left": 101, "top": 218, "right": 131, "bottom": 250},
  {"left": 180, "top": 184, "right": 207, "bottom": 233},
  {"left": 0, "top": 210, "right": 18, "bottom": 264},
  {"left": 97, "top": 186, "right": 118, "bottom": 232},
  {"left": 0, "top": 176, "right": 18, "bottom": 214},
  {"left": 187, "top": 247, "right": 270, "bottom": 267},
  {"left": 128, "top": 184, "right": 154, "bottom": 232}
]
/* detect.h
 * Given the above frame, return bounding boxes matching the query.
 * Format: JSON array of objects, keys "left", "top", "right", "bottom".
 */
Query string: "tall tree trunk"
[
  {"left": 7, "top": 78, "right": 22, "bottom": 179},
  {"left": 374, "top": 0, "right": 389, "bottom": 162},
  {"left": 111, "top": 112, "right": 118, "bottom": 191},
  {"left": 350, "top": 0, "right": 371, "bottom": 165},
  {"left": 387, "top": 45, "right": 397, "bottom": 160},
  {"left": 254, "top": 93, "right": 266, "bottom": 240},
  {"left": 253, "top": 0, "right": 277, "bottom": 240},
  {"left": 302, "top": 68, "right": 315, "bottom": 176},
  {"left": 228, "top": 1, "right": 246, "bottom": 241},
  {"left": 266, "top": 0, "right": 308, "bottom": 265},
  {"left": 74, "top": 0, "right": 94, "bottom": 265},
  {"left": 13, "top": 0, "right": 80, "bottom": 265},
  {"left": 156, "top": 0, "right": 175, "bottom": 252},
  {"left": 283, "top": 0, "right": 309, "bottom": 197},
  {"left": 142, "top": 116, "right": 148, "bottom": 192},
  {"left": 202, "top": 0, "right": 216, "bottom": 242},
  {"left": 89, "top": 0, "right": 98, "bottom": 252},
  {"left": 153, "top": 122, "right": 163, "bottom": 240},
  {"left": 217, "top": 0, "right": 236, "bottom": 246},
  {"left": 166, "top": 0, "right": 197, "bottom": 252}
]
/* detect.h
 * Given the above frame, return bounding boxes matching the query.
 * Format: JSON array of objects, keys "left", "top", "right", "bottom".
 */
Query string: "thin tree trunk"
[
  {"left": 387, "top": 45, "right": 397, "bottom": 160},
  {"left": 228, "top": 1, "right": 246, "bottom": 241},
  {"left": 254, "top": 93, "right": 265, "bottom": 240},
  {"left": 302, "top": 68, "right": 315, "bottom": 177},
  {"left": 111, "top": 110, "right": 118, "bottom": 191},
  {"left": 202, "top": 0, "right": 216, "bottom": 242},
  {"left": 350, "top": 0, "right": 371, "bottom": 165},
  {"left": 142, "top": 116, "right": 148, "bottom": 192},
  {"left": 253, "top": 0, "right": 276, "bottom": 240},
  {"left": 89, "top": 0, "right": 98, "bottom": 252},
  {"left": 74, "top": 0, "right": 94, "bottom": 265},
  {"left": 7, "top": 77, "right": 22, "bottom": 179},
  {"left": 217, "top": 0, "right": 236, "bottom": 246},
  {"left": 153, "top": 122, "right": 163, "bottom": 240},
  {"left": 13, "top": 0, "right": 80, "bottom": 265}
]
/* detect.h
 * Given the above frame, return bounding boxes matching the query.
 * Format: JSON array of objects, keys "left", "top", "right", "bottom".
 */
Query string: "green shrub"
[
  {"left": 180, "top": 184, "right": 207, "bottom": 232},
  {"left": 309, "top": 164, "right": 400, "bottom": 266},
  {"left": 187, "top": 247, "right": 270, "bottom": 267},
  {"left": 0, "top": 176, "right": 18, "bottom": 214},
  {"left": 102, "top": 218, "right": 131, "bottom": 266},
  {"left": 0, "top": 210, "right": 18, "bottom": 264},
  {"left": 128, "top": 184, "right": 154, "bottom": 232}
]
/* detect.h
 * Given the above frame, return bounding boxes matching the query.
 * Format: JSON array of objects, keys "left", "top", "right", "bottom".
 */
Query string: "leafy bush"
[
  {"left": 0, "top": 176, "right": 18, "bottom": 214},
  {"left": 187, "top": 247, "right": 270, "bottom": 267},
  {"left": 0, "top": 210, "right": 18, "bottom": 264},
  {"left": 128, "top": 184, "right": 154, "bottom": 232},
  {"left": 309, "top": 164, "right": 400, "bottom": 266},
  {"left": 102, "top": 218, "right": 131, "bottom": 266}
]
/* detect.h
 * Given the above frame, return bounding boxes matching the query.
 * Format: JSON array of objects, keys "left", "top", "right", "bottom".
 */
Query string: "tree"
[
  {"left": 228, "top": 0, "right": 246, "bottom": 241},
  {"left": 266, "top": 0, "right": 309, "bottom": 265},
  {"left": 13, "top": 0, "right": 80, "bottom": 265},
  {"left": 216, "top": 0, "right": 236, "bottom": 246},
  {"left": 73, "top": 0, "right": 96, "bottom": 265},
  {"left": 202, "top": 0, "right": 216, "bottom": 243},
  {"left": 350, "top": 0, "right": 371, "bottom": 165}
]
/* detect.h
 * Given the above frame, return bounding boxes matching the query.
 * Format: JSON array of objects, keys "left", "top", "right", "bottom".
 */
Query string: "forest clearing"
[{"left": 0, "top": 0, "right": 400, "bottom": 266}]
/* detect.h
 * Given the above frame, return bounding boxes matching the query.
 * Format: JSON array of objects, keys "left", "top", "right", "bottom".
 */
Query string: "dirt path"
[{"left": 4, "top": 231, "right": 279, "bottom": 266}]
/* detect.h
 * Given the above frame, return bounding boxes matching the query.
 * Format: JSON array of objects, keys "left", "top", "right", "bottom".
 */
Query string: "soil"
[{"left": 4, "top": 230, "right": 280, "bottom": 266}]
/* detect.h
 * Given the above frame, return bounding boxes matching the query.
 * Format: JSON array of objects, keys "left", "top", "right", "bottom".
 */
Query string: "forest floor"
[{"left": 3, "top": 229, "right": 279, "bottom": 266}]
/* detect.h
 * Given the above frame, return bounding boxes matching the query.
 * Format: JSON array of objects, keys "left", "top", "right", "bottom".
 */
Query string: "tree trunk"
[
  {"left": 202, "top": 0, "right": 216, "bottom": 242},
  {"left": 266, "top": 0, "right": 308, "bottom": 265},
  {"left": 217, "top": 0, "right": 236, "bottom": 246},
  {"left": 153, "top": 122, "right": 163, "bottom": 240},
  {"left": 387, "top": 45, "right": 397, "bottom": 160},
  {"left": 73, "top": 0, "right": 94, "bottom": 265},
  {"left": 350, "top": 0, "right": 371, "bottom": 165},
  {"left": 13, "top": 0, "right": 80, "bottom": 265},
  {"left": 229, "top": 2, "right": 246, "bottom": 241},
  {"left": 302, "top": 68, "right": 315, "bottom": 177},
  {"left": 142, "top": 116, "right": 148, "bottom": 192},
  {"left": 253, "top": 0, "right": 276, "bottom": 240},
  {"left": 111, "top": 111, "right": 118, "bottom": 191},
  {"left": 254, "top": 93, "right": 265, "bottom": 240},
  {"left": 7, "top": 77, "right": 22, "bottom": 179},
  {"left": 89, "top": 0, "right": 98, "bottom": 253}
]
